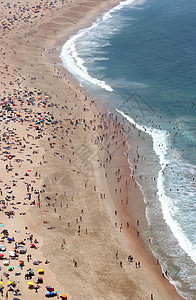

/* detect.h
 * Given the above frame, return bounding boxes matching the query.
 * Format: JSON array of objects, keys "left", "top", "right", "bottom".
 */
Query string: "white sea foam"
[
  {"left": 60, "top": 0, "right": 138, "bottom": 92},
  {"left": 116, "top": 109, "right": 196, "bottom": 264},
  {"left": 61, "top": 34, "right": 113, "bottom": 92}
]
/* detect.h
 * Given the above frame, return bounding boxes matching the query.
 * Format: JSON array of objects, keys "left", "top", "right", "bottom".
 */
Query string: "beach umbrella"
[
  {"left": 0, "top": 253, "right": 4, "bottom": 259},
  {"left": 45, "top": 291, "right": 55, "bottom": 297},
  {"left": 3, "top": 259, "right": 10, "bottom": 266},
  {"left": 33, "top": 259, "right": 39, "bottom": 265},
  {"left": 28, "top": 282, "right": 34, "bottom": 286},
  {"left": 7, "top": 281, "right": 12, "bottom": 286},
  {"left": 19, "top": 247, "right": 27, "bottom": 254},
  {"left": 37, "top": 277, "right": 43, "bottom": 283},
  {"left": 19, "top": 260, "right": 24, "bottom": 266},
  {"left": 38, "top": 268, "right": 44, "bottom": 274},
  {"left": 61, "top": 294, "right": 67, "bottom": 300},
  {"left": 8, "top": 266, "right": 14, "bottom": 271},
  {"left": 9, "top": 251, "right": 15, "bottom": 257},
  {"left": 46, "top": 286, "right": 54, "bottom": 292},
  {"left": 7, "top": 237, "right": 12, "bottom": 242}
]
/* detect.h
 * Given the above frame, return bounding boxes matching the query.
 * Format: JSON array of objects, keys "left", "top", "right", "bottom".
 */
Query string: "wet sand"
[{"left": 0, "top": 0, "right": 183, "bottom": 299}]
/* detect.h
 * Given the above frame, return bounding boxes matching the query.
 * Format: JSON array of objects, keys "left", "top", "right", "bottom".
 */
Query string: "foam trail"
[
  {"left": 60, "top": 0, "right": 138, "bottom": 92},
  {"left": 116, "top": 109, "right": 196, "bottom": 264},
  {"left": 61, "top": 37, "right": 113, "bottom": 92}
]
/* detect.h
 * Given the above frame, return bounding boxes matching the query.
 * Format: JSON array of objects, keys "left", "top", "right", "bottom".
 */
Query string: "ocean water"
[{"left": 60, "top": 0, "right": 196, "bottom": 298}]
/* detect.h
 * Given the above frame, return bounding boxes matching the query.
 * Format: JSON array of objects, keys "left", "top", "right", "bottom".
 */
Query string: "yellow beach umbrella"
[
  {"left": 28, "top": 282, "right": 34, "bottom": 285},
  {"left": 38, "top": 269, "right": 44, "bottom": 274},
  {"left": 7, "top": 281, "right": 12, "bottom": 286},
  {"left": 0, "top": 282, "right": 3, "bottom": 285}
]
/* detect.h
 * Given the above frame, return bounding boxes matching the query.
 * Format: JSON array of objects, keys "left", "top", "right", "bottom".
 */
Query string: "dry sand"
[{"left": 0, "top": 0, "right": 184, "bottom": 299}]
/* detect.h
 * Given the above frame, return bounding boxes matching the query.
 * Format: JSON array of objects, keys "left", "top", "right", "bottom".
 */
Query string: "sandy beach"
[{"left": 0, "top": 0, "right": 184, "bottom": 299}]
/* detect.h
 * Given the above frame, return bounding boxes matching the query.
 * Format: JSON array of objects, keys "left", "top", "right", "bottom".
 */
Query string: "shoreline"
[
  {"left": 0, "top": 0, "right": 184, "bottom": 299},
  {"left": 45, "top": 2, "right": 187, "bottom": 298},
  {"left": 47, "top": 2, "right": 184, "bottom": 297}
]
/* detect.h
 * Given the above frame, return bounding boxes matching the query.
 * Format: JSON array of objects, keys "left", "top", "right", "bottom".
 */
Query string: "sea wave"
[
  {"left": 61, "top": 35, "right": 113, "bottom": 92},
  {"left": 116, "top": 108, "right": 196, "bottom": 264},
  {"left": 60, "top": 0, "right": 140, "bottom": 92}
]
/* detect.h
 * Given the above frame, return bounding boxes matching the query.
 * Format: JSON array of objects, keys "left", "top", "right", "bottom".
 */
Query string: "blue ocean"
[{"left": 60, "top": 0, "right": 196, "bottom": 298}]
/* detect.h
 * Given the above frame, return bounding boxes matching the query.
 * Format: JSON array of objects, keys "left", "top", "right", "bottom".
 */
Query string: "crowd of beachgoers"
[{"left": 0, "top": 0, "right": 183, "bottom": 299}]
